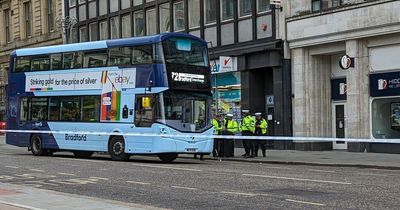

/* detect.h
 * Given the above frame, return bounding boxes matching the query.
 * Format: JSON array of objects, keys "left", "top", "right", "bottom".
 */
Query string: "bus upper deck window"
[
  {"left": 15, "top": 57, "right": 31, "bottom": 72},
  {"left": 32, "top": 56, "right": 50, "bottom": 71},
  {"left": 132, "top": 45, "right": 153, "bottom": 64}
]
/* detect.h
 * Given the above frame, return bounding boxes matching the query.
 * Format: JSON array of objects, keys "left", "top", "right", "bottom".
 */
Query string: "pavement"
[
  {"left": 0, "top": 183, "right": 162, "bottom": 210},
  {"left": 191, "top": 148, "right": 400, "bottom": 169}
]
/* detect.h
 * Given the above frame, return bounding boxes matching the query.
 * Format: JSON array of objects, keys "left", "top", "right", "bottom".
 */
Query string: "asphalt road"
[{"left": 0, "top": 138, "right": 399, "bottom": 210}]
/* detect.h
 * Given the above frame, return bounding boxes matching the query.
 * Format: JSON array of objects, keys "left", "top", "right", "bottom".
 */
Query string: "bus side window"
[
  {"left": 84, "top": 50, "right": 108, "bottom": 68},
  {"left": 132, "top": 45, "right": 153, "bottom": 64},
  {"left": 15, "top": 57, "right": 31, "bottom": 72},
  {"left": 134, "top": 95, "right": 154, "bottom": 127},
  {"left": 31, "top": 98, "right": 48, "bottom": 121},
  {"left": 19, "top": 98, "right": 28, "bottom": 121},
  {"left": 51, "top": 54, "right": 62, "bottom": 70},
  {"left": 63, "top": 52, "right": 82, "bottom": 69},
  {"left": 109, "top": 47, "right": 132, "bottom": 66},
  {"left": 32, "top": 56, "right": 50, "bottom": 71}
]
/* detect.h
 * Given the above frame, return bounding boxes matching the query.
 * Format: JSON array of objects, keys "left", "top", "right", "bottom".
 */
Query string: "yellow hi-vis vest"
[
  {"left": 241, "top": 115, "right": 255, "bottom": 132},
  {"left": 256, "top": 118, "right": 268, "bottom": 135},
  {"left": 223, "top": 119, "right": 239, "bottom": 133},
  {"left": 212, "top": 118, "right": 222, "bottom": 134}
]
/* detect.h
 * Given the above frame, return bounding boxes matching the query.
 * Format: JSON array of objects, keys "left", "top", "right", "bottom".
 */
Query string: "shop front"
[
  {"left": 370, "top": 72, "right": 400, "bottom": 153},
  {"left": 211, "top": 57, "right": 241, "bottom": 121}
]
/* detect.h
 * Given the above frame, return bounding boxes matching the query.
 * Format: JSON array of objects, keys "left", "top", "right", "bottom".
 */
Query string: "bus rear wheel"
[
  {"left": 73, "top": 151, "right": 94, "bottom": 159},
  {"left": 108, "top": 136, "right": 130, "bottom": 161},
  {"left": 158, "top": 153, "right": 178, "bottom": 163},
  {"left": 30, "top": 134, "right": 49, "bottom": 156}
]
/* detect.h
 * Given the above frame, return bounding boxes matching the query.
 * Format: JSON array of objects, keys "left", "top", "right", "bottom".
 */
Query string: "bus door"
[{"left": 132, "top": 95, "right": 155, "bottom": 152}]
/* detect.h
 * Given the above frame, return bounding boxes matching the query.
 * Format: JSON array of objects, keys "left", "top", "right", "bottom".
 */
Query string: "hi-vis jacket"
[
  {"left": 255, "top": 118, "right": 268, "bottom": 135},
  {"left": 212, "top": 118, "right": 222, "bottom": 134},
  {"left": 241, "top": 115, "right": 255, "bottom": 133},
  {"left": 223, "top": 118, "right": 239, "bottom": 133}
]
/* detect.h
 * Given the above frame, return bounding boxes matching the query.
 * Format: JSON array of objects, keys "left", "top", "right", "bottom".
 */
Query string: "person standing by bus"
[
  {"left": 241, "top": 110, "right": 255, "bottom": 158},
  {"left": 254, "top": 112, "right": 268, "bottom": 157},
  {"left": 219, "top": 114, "right": 238, "bottom": 157},
  {"left": 212, "top": 114, "right": 222, "bottom": 157}
]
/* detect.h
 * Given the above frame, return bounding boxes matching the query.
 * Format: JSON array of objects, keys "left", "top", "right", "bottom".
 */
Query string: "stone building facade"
[
  {"left": 286, "top": 0, "right": 400, "bottom": 153},
  {"left": 0, "top": 0, "right": 63, "bottom": 121}
]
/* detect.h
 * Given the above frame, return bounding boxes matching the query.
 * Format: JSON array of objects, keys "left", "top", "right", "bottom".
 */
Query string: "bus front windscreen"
[
  {"left": 162, "top": 37, "right": 209, "bottom": 67},
  {"left": 159, "top": 91, "right": 211, "bottom": 132}
]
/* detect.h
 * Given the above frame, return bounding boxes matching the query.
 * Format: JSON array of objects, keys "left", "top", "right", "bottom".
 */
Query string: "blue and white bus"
[{"left": 7, "top": 33, "right": 213, "bottom": 162}]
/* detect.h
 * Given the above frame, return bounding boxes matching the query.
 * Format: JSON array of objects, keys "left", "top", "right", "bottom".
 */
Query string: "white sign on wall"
[{"left": 211, "top": 56, "right": 237, "bottom": 74}]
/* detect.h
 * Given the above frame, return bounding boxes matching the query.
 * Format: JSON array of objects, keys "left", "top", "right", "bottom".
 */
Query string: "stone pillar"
[
  {"left": 345, "top": 40, "right": 370, "bottom": 151},
  {"left": 292, "top": 48, "right": 333, "bottom": 150}
]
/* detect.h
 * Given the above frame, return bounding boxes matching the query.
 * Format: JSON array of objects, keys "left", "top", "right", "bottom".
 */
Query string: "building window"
[
  {"left": 99, "top": 0, "right": 108, "bottom": 16},
  {"left": 79, "top": 0, "right": 86, "bottom": 4},
  {"left": 4, "top": 9, "right": 11, "bottom": 43},
  {"left": 121, "top": 0, "right": 130, "bottom": 9},
  {"left": 312, "top": 0, "right": 328, "bottom": 12},
  {"left": 173, "top": 1, "right": 185, "bottom": 31},
  {"left": 23, "top": 1, "right": 32, "bottom": 38},
  {"left": 69, "top": 0, "right": 76, "bottom": 7},
  {"left": 188, "top": 0, "right": 200, "bottom": 29},
  {"left": 89, "top": 22, "right": 98, "bottom": 41},
  {"left": 134, "top": 10, "right": 144, "bottom": 36},
  {"left": 204, "top": 0, "right": 216, "bottom": 25},
  {"left": 159, "top": 3, "right": 170, "bottom": 33},
  {"left": 121, "top": 14, "right": 132, "bottom": 38},
  {"left": 372, "top": 98, "right": 400, "bottom": 139},
  {"left": 47, "top": 0, "right": 55, "bottom": 32},
  {"left": 133, "top": 0, "right": 142, "bottom": 6},
  {"left": 146, "top": 9, "right": 157, "bottom": 35},
  {"left": 221, "top": 0, "right": 234, "bottom": 21},
  {"left": 257, "top": 0, "right": 270, "bottom": 13},
  {"left": 110, "top": 0, "right": 118, "bottom": 13},
  {"left": 239, "top": 0, "right": 252, "bottom": 17},
  {"left": 88, "top": 0, "right": 97, "bottom": 19},
  {"left": 110, "top": 16, "right": 120, "bottom": 39},
  {"left": 99, "top": 20, "right": 108, "bottom": 40},
  {"left": 332, "top": 0, "right": 342, "bottom": 7},
  {"left": 71, "top": 28, "right": 78, "bottom": 43},
  {"left": 79, "top": 26, "right": 87, "bottom": 42}
]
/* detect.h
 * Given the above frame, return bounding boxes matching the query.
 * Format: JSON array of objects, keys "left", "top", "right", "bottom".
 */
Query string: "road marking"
[
  {"left": 29, "top": 169, "right": 45, "bottom": 172},
  {"left": 55, "top": 157, "right": 202, "bottom": 172},
  {"left": 4, "top": 166, "right": 19, "bottom": 169},
  {"left": 171, "top": 186, "right": 197, "bottom": 190},
  {"left": 308, "top": 169, "right": 335, "bottom": 173},
  {"left": 0, "top": 200, "right": 45, "bottom": 210},
  {"left": 285, "top": 199, "right": 326, "bottom": 206},
  {"left": 220, "top": 191, "right": 257, "bottom": 196},
  {"left": 131, "top": 164, "right": 202, "bottom": 172},
  {"left": 57, "top": 172, "right": 76, "bottom": 176},
  {"left": 126, "top": 181, "right": 151, "bottom": 185},
  {"left": 242, "top": 174, "right": 352, "bottom": 185}
]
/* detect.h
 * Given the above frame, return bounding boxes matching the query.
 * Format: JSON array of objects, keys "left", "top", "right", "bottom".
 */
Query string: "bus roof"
[{"left": 11, "top": 33, "right": 207, "bottom": 57}]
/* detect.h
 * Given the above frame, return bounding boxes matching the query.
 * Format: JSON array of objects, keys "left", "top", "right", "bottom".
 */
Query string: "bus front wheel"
[
  {"left": 108, "top": 136, "right": 130, "bottom": 161},
  {"left": 30, "top": 134, "right": 49, "bottom": 156},
  {"left": 158, "top": 153, "right": 178, "bottom": 163}
]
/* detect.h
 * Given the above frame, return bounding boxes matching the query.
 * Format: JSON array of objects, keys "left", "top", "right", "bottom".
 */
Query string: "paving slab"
[{"left": 0, "top": 183, "right": 164, "bottom": 210}]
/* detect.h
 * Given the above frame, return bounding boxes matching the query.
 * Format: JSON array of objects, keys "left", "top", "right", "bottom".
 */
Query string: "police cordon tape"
[{"left": 1, "top": 129, "right": 400, "bottom": 144}]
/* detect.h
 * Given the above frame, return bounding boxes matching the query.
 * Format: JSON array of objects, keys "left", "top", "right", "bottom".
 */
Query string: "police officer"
[
  {"left": 212, "top": 114, "right": 222, "bottom": 157},
  {"left": 254, "top": 112, "right": 268, "bottom": 157},
  {"left": 220, "top": 114, "right": 238, "bottom": 157},
  {"left": 241, "top": 110, "right": 255, "bottom": 158}
]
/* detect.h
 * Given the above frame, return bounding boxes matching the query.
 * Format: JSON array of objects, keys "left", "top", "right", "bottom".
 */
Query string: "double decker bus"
[{"left": 7, "top": 33, "right": 213, "bottom": 162}]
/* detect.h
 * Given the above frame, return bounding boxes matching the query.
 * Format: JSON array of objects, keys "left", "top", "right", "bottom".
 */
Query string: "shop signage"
[
  {"left": 370, "top": 72, "right": 400, "bottom": 97},
  {"left": 211, "top": 56, "right": 237, "bottom": 74},
  {"left": 331, "top": 78, "right": 347, "bottom": 101},
  {"left": 266, "top": 95, "right": 274, "bottom": 105},
  {"left": 339, "top": 55, "right": 354, "bottom": 70}
]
